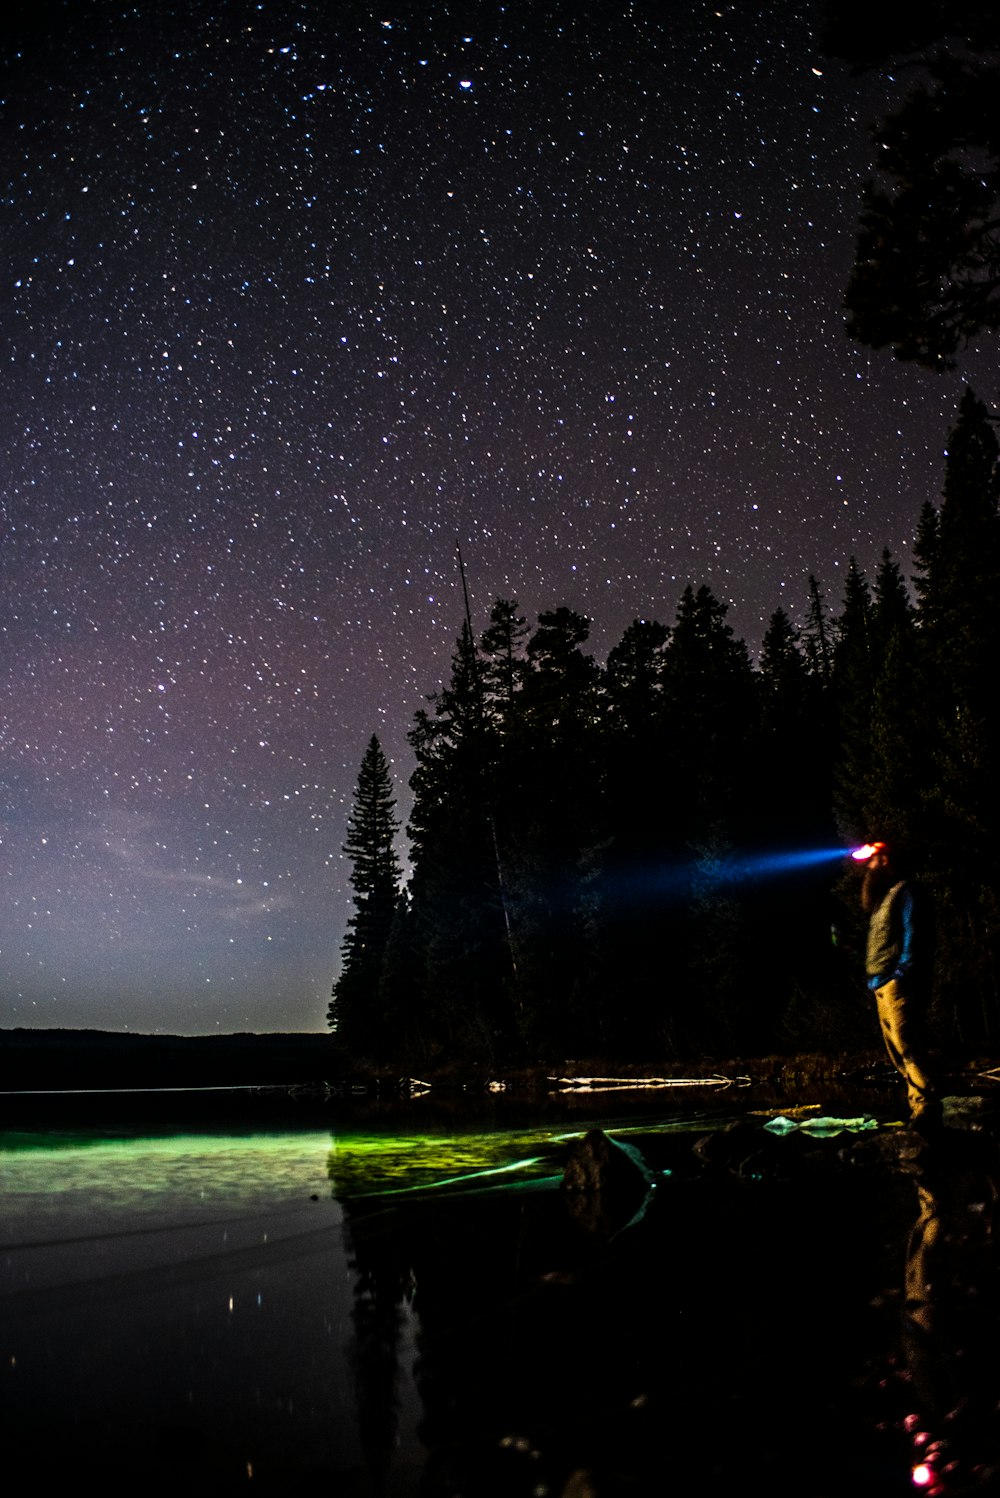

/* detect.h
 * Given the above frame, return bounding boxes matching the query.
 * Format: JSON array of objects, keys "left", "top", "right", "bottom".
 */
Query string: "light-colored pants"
[{"left": 874, "top": 977, "right": 939, "bottom": 1117}]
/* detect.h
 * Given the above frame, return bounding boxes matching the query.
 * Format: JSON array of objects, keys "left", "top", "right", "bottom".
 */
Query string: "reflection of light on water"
[
  {"left": 0, "top": 1131, "right": 340, "bottom": 1238},
  {"left": 324, "top": 1116, "right": 737, "bottom": 1199},
  {"left": 1, "top": 1113, "right": 753, "bottom": 1226},
  {"left": 4, "top": 1119, "right": 635, "bottom": 1488},
  {"left": 1, "top": 1125, "right": 576, "bottom": 1232},
  {"left": 0, "top": 1128, "right": 377, "bottom": 1487},
  {"left": 0, "top": 1123, "right": 586, "bottom": 1242},
  {"left": 326, "top": 1128, "right": 573, "bottom": 1198}
]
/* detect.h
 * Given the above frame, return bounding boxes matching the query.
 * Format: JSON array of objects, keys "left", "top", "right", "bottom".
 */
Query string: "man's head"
[
  {"left": 850, "top": 840, "right": 886, "bottom": 865},
  {"left": 858, "top": 840, "right": 903, "bottom": 912}
]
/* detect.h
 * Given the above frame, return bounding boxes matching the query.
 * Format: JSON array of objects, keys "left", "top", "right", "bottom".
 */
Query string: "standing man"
[{"left": 855, "top": 841, "right": 942, "bottom": 1133}]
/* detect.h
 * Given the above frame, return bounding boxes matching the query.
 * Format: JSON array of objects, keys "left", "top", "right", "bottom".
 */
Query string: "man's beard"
[{"left": 861, "top": 864, "right": 895, "bottom": 914}]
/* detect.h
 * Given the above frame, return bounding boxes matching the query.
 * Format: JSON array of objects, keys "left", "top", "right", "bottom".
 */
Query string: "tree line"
[{"left": 329, "top": 388, "right": 1000, "bottom": 1069}]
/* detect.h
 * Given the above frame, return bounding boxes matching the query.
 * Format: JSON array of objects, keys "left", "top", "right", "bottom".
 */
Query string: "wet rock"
[{"left": 561, "top": 1129, "right": 651, "bottom": 1237}]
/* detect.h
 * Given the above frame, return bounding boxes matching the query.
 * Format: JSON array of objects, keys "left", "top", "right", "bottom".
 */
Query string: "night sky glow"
[{"left": 2, "top": 1, "right": 994, "bottom": 1034}]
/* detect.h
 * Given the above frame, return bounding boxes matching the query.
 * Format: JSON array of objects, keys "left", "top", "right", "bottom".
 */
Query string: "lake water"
[{"left": 4, "top": 1079, "right": 1000, "bottom": 1495}]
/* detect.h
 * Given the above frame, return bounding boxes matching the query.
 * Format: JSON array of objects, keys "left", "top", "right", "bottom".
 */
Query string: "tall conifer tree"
[
  {"left": 406, "top": 621, "right": 516, "bottom": 1060},
  {"left": 329, "top": 735, "right": 402, "bottom": 1057},
  {"left": 586, "top": 617, "right": 670, "bottom": 1055},
  {"left": 479, "top": 597, "right": 529, "bottom": 727},
  {"left": 658, "top": 585, "right": 757, "bottom": 1054},
  {"left": 504, "top": 607, "right": 603, "bottom": 1054},
  {"left": 802, "top": 575, "right": 834, "bottom": 684}
]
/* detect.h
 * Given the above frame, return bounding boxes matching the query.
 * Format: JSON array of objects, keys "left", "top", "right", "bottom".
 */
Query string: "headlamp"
[{"left": 850, "top": 841, "right": 885, "bottom": 862}]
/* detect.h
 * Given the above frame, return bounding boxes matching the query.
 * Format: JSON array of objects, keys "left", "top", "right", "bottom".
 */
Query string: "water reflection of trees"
[
  {"left": 331, "top": 1107, "right": 1000, "bottom": 1497},
  {"left": 344, "top": 1208, "right": 415, "bottom": 1495}
]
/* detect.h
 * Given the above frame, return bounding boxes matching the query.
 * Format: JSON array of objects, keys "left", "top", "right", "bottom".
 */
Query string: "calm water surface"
[{"left": 4, "top": 1084, "right": 1000, "bottom": 1495}]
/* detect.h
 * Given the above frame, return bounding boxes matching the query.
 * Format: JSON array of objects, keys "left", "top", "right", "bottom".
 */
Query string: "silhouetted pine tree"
[
  {"left": 604, "top": 616, "right": 670, "bottom": 735},
  {"left": 751, "top": 606, "right": 843, "bottom": 1051},
  {"left": 501, "top": 607, "right": 603, "bottom": 1056},
  {"left": 863, "top": 550, "right": 924, "bottom": 844},
  {"left": 328, "top": 735, "right": 402, "bottom": 1059},
  {"left": 662, "top": 584, "right": 756, "bottom": 844},
  {"left": 477, "top": 597, "right": 530, "bottom": 1008},
  {"left": 831, "top": 558, "right": 875, "bottom": 843},
  {"left": 802, "top": 574, "right": 834, "bottom": 685},
  {"left": 479, "top": 597, "right": 529, "bottom": 728},
  {"left": 658, "top": 585, "right": 758, "bottom": 1054},
  {"left": 833, "top": 550, "right": 922, "bottom": 845},
  {"left": 406, "top": 621, "right": 517, "bottom": 1062},
  {"left": 757, "top": 602, "right": 831, "bottom": 842},
  {"left": 583, "top": 616, "right": 671, "bottom": 1056}
]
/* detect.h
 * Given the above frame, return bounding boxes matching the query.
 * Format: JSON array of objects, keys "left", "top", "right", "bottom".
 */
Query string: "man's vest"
[{"left": 866, "top": 880, "right": 906, "bottom": 981}]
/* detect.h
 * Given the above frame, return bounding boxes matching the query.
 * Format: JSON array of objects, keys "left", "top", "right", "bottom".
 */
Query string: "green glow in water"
[
  {"left": 0, "top": 1130, "right": 339, "bottom": 1236},
  {"left": 325, "top": 1126, "right": 578, "bottom": 1198},
  {"left": 0, "top": 1113, "right": 738, "bottom": 1231},
  {"left": 323, "top": 1118, "right": 709, "bottom": 1198}
]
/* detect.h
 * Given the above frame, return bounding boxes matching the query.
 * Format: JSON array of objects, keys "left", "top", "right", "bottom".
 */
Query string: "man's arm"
[{"left": 894, "top": 886, "right": 916, "bottom": 982}]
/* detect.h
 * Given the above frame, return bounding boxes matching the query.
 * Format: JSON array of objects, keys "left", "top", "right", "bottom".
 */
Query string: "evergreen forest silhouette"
[{"left": 330, "top": 389, "right": 1000, "bottom": 1072}]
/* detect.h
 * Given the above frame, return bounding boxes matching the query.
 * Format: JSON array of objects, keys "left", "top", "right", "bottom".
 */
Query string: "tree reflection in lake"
[{"left": 331, "top": 1096, "right": 1000, "bottom": 1497}]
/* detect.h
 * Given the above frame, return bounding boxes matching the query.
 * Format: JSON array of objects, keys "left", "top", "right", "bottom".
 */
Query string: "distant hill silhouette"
[{"left": 0, "top": 1028, "right": 335, "bottom": 1095}]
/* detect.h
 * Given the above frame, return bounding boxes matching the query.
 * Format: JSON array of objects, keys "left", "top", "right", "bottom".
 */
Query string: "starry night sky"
[{"left": 1, "top": 1, "right": 994, "bottom": 1035}]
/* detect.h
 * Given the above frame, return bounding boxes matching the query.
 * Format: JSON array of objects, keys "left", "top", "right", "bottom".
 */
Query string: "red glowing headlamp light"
[{"left": 850, "top": 841, "right": 886, "bottom": 862}]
